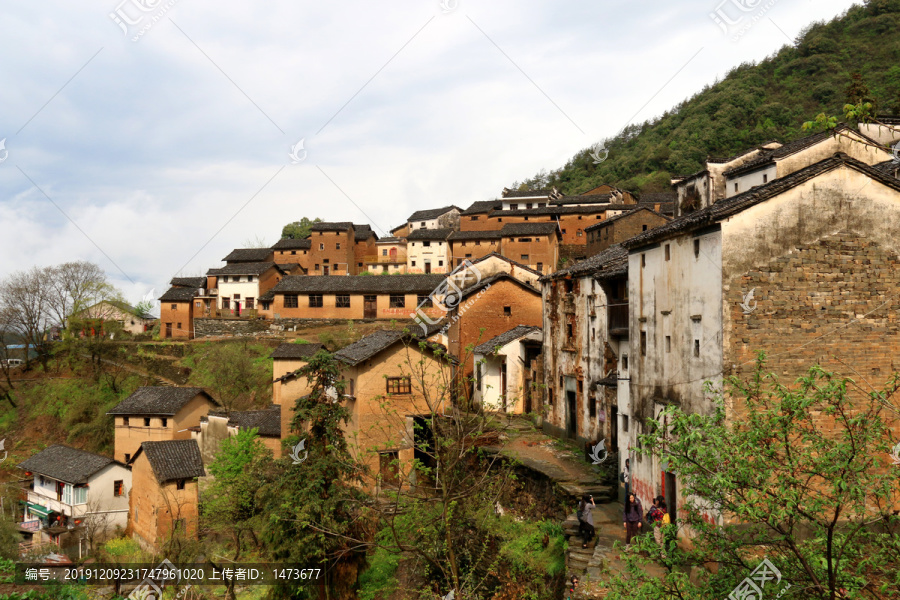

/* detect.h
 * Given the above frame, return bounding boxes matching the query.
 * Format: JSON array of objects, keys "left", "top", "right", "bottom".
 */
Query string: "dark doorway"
[
  {"left": 522, "top": 343, "right": 542, "bottom": 415},
  {"left": 364, "top": 295, "right": 377, "bottom": 319},
  {"left": 323, "top": 265, "right": 330, "bottom": 276},
  {"left": 566, "top": 390, "right": 577, "bottom": 438},
  {"left": 610, "top": 405, "right": 619, "bottom": 453},
  {"left": 424, "top": 261, "right": 432, "bottom": 274},
  {"left": 165, "top": 323, "right": 172, "bottom": 338},
  {"left": 664, "top": 472, "right": 677, "bottom": 525}
]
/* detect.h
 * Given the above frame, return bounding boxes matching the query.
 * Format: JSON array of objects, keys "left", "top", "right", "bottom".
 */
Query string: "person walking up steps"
[
  {"left": 577, "top": 494, "right": 596, "bottom": 548},
  {"left": 648, "top": 496, "right": 667, "bottom": 556},
  {"left": 624, "top": 492, "right": 643, "bottom": 545}
]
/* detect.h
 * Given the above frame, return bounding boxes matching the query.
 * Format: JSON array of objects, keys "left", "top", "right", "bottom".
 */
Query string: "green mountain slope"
[{"left": 515, "top": 0, "right": 900, "bottom": 195}]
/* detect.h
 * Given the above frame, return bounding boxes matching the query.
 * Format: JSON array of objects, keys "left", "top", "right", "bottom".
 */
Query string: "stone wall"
[{"left": 193, "top": 318, "right": 273, "bottom": 338}]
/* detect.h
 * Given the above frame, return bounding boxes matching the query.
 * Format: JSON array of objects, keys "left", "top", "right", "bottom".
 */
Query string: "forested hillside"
[{"left": 514, "top": 0, "right": 900, "bottom": 194}]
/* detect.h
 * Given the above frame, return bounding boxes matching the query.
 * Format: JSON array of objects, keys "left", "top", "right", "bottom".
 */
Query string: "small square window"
[
  {"left": 161, "top": 418, "right": 168, "bottom": 428},
  {"left": 417, "top": 294, "right": 433, "bottom": 307},
  {"left": 336, "top": 295, "right": 350, "bottom": 308},
  {"left": 336, "top": 243, "right": 341, "bottom": 250},
  {"left": 642, "top": 225, "right": 648, "bottom": 231},
  {"left": 291, "top": 250, "right": 296, "bottom": 255},
  {"left": 309, "top": 294, "right": 323, "bottom": 307},
  {"left": 504, "top": 306, "right": 511, "bottom": 316},
  {"left": 114, "top": 480, "right": 124, "bottom": 497},
  {"left": 144, "top": 417, "right": 151, "bottom": 427},
  {"left": 124, "top": 453, "right": 131, "bottom": 463},
  {"left": 521, "top": 254, "right": 529, "bottom": 261},
  {"left": 319, "top": 243, "right": 324, "bottom": 250},
  {"left": 170, "top": 304, "right": 177, "bottom": 310},
  {"left": 382, "top": 249, "right": 388, "bottom": 256},
  {"left": 284, "top": 294, "right": 299, "bottom": 308},
  {"left": 389, "top": 294, "right": 405, "bottom": 308},
  {"left": 386, "top": 377, "right": 411, "bottom": 394},
  {"left": 176, "top": 479, "right": 186, "bottom": 491},
  {"left": 123, "top": 417, "right": 129, "bottom": 426},
  {"left": 536, "top": 262, "right": 543, "bottom": 271}
]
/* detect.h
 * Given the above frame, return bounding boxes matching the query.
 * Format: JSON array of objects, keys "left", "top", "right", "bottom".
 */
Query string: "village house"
[
  {"left": 271, "top": 342, "right": 326, "bottom": 438},
  {"left": 222, "top": 248, "right": 275, "bottom": 263},
  {"left": 18, "top": 445, "right": 131, "bottom": 553},
  {"left": 459, "top": 200, "right": 502, "bottom": 228},
  {"left": 461, "top": 253, "right": 542, "bottom": 287},
  {"left": 472, "top": 325, "right": 542, "bottom": 414},
  {"left": 406, "top": 206, "right": 461, "bottom": 232},
  {"left": 353, "top": 224, "right": 379, "bottom": 273},
  {"left": 585, "top": 208, "right": 671, "bottom": 255},
  {"left": 498, "top": 222, "right": 560, "bottom": 274},
  {"left": 158, "top": 277, "right": 205, "bottom": 339},
  {"left": 390, "top": 222, "right": 410, "bottom": 238},
  {"left": 499, "top": 188, "right": 552, "bottom": 210},
  {"left": 129, "top": 439, "right": 205, "bottom": 552},
  {"left": 72, "top": 301, "right": 155, "bottom": 336},
  {"left": 108, "top": 386, "right": 217, "bottom": 463},
  {"left": 205, "top": 262, "right": 291, "bottom": 318},
  {"left": 272, "top": 237, "right": 312, "bottom": 272},
  {"left": 622, "top": 153, "right": 900, "bottom": 523},
  {"left": 445, "top": 272, "right": 543, "bottom": 380},
  {"left": 364, "top": 237, "right": 408, "bottom": 274},
  {"left": 406, "top": 229, "right": 453, "bottom": 274},
  {"left": 332, "top": 330, "right": 456, "bottom": 491},
  {"left": 192, "top": 404, "right": 283, "bottom": 463},
  {"left": 260, "top": 274, "right": 447, "bottom": 321},
  {"left": 541, "top": 245, "right": 629, "bottom": 458},
  {"left": 448, "top": 230, "right": 503, "bottom": 264},
  {"left": 306, "top": 222, "right": 358, "bottom": 275}
]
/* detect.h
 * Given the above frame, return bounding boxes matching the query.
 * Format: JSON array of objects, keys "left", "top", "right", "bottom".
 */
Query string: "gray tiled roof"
[
  {"left": 270, "top": 342, "right": 325, "bottom": 359},
  {"left": 311, "top": 222, "right": 354, "bottom": 232},
  {"left": 406, "top": 228, "right": 454, "bottom": 241},
  {"left": 269, "top": 274, "right": 447, "bottom": 295},
  {"left": 461, "top": 200, "right": 502, "bottom": 215},
  {"left": 550, "top": 194, "right": 614, "bottom": 205},
  {"left": 354, "top": 224, "right": 377, "bottom": 242},
  {"left": 209, "top": 404, "right": 281, "bottom": 437},
  {"left": 474, "top": 325, "right": 541, "bottom": 355},
  {"left": 408, "top": 206, "right": 461, "bottom": 221},
  {"left": 170, "top": 277, "right": 205, "bottom": 288},
  {"left": 583, "top": 207, "right": 671, "bottom": 232},
  {"left": 447, "top": 230, "right": 504, "bottom": 241},
  {"left": 159, "top": 287, "right": 200, "bottom": 302},
  {"left": 207, "top": 262, "right": 280, "bottom": 276},
  {"left": 334, "top": 329, "right": 452, "bottom": 366},
  {"left": 376, "top": 237, "right": 404, "bottom": 244},
  {"left": 544, "top": 244, "right": 628, "bottom": 281},
  {"left": 500, "top": 222, "right": 559, "bottom": 237},
  {"left": 108, "top": 387, "right": 213, "bottom": 416},
  {"left": 501, "top": 188, "right": 552, "bottom": 198},
  {"left": 624, "top": 153, "right": 900, "bottom": 250},
  {"left": 223, "top": 248, "right": 273, "bottom": 263},
  {"left": 459, "top": 273, "right": 540, "bottom": 301},
  {"left": 137, "top": 440, "right": 205, "bottom": 483},
  {"left": 469, "top": 252, "right": 542, "bottom": 276},
  {"left": 272, "top": 237, "right": 311, "bottom": 250},
  {"left": 18, "top": 445, "right": 119, "bottom": 485}
]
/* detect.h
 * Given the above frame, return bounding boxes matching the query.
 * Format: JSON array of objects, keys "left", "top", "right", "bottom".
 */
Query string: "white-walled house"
[
  {"left": 206, "top": 262, "right": 290, "bottom": 314},
  {"left": 73, "top": 301, "right": 155, "bottom": 335},
  {"left": 18, "top": 445, "right": 131, "bottom": 546},
  {"left": 406, "top": 229, "right": 453, "bottom": 274},
  {"left": 473, "top": 326, "right": 542, "bottom": 414},
  {"left": 406, "top": 206, "right": 461, "bottom": 231}
]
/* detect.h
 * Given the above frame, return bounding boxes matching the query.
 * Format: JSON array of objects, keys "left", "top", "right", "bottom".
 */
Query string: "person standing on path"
[
  {"left": 621, "top": 458, "right": 631, "bottom": 500},
  {"left": 577, "top": 494, "right": 596, "bottom": 548},
  {"left": 624, "top": 492, "right": 643, "bottom": 545},
  {"left": 647, "top": 496, "right": 666, "bottom": 555}
]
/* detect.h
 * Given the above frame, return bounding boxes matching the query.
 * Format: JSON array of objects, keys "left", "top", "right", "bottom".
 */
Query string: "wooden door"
[{"left": 364, "top": 295, "right": 377, "bottom": 319}]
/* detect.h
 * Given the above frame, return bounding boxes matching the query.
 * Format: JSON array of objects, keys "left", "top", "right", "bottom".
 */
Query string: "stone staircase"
[{"left": 562, "top": 500, "right": 622, "bottom": 580}]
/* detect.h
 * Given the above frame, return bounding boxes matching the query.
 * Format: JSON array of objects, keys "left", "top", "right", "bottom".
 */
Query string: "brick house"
[
  {"left": 333, "top": 330, "right": 456, "bottom": 490},
  {"left": 352, "top": 224, "right": 379, "bottom": 274},
  {"left": 18, "top": 445, "right": 131, "bottom": 549},
  {"left": 459, "top": 200, "right": 502, "bottom": 230},
  {"left": 622, "top": 153, "right": 900, "bottom": 520},
  {"left": 406, "top": 206, "right": 461, "bottom": 232},
  {"left": 541, "top": 245, "right": 629, "bottom": 454},
  {"left": 159, "top": 277, "right": 205, "bottom": 339},
  {"left": 206, "top": 262, "right": 290, "bottom": 317},
  {"left": 129, "top": 440, "right": 205, "bottom": 552},
  {"left": 307, "top": 222, "right": 358, "bottom": 275},
  {"left": 272, "top": 237, "right": 312, "bottom": 271},
  {"left": 365, "top": 237, "right": 408, "bottom": 274},
  {"left": 406, "top": 229, "right": 453, "bottom": 274},
  {"left": 585, "top": 208, "right": 671, "bottom": 255},
  {"left": 192, "top": 404, "right": 283, "bottom": 462},
  {"left": 445, "top": 273, "right": 543, "bottom": 379},
  {"left": 271, "top": 342, "right": 325, "bottom": 438},
  {"left": 472, "top": 325, "right": 542, "bottom": 414},
  {"left": 260, "top": 274, "right": 448, "bottom": 321},
  {"left": 448, "top": 230, "right": 503, "bottom": 264},
  {"left": 108, "top": 387, "right": 217, "bottom": 463},
  {"left": 498, "top": 222, "right": 560, "bottom": 274}
]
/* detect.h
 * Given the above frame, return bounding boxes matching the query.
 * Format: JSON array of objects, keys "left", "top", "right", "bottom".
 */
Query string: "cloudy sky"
[{"left": 0, "top": 0, "right": 857, "bottom": 305}]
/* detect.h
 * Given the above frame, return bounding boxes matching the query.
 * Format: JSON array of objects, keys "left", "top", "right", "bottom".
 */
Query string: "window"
[
  {"left": 526, "top": 203, "right": 532, "bottom": 209},
  {"left": 438, "top": 260, "right": 443, "bottom": 267},
  {"left": 423, "top": 241, "right": 431, "bottom": 247},
  {"left": 314, "top": 264, "right": 319, "bottom": 271},
  {"left": 763, "top": 174, "right": 768, "bottom": 183},
  {"left": 589, "top": 395, "right": 597, "bottom": 418},
  {"left": 74, "top": 485, "right": 88, "bottom": 505},
  {"left": 161, "top": 418, "right": 168, "bottom": 428},
  {"left": 309, "top": 294, "right": 323, "bottom": 307},
  {"left": 561, "top": 229, "right": 566, "bottom": 234},
  {"left": 549, "top": 387, "right": 554, "bottom": 405},
  {"left": 382, "top": 249, "right": 388, "bottom": 256},
  {"left": 417, "top": 294, "right": 433, "bottom": 307},
  {"left": 124, "top": 453, "right": 131, "bottom": 463},
  {"left": 144, "top": 417, "right": 151, "bottom": 427},
  {"left": 176, "top": 479, "right": 186, "bottom": 490},
  {"left": 521, "top": 254, "right": 529, "bottom": 261},
  {"left": 222, "top": 276, "right": 228, "bottom": 282},
  {"left": 510, "top": 204, "right": 518, "bottom": 210},
  {"left": 694, "top": 339, "right": 700, "bottom": 357},
  {"left": 694, "top": 239, "right": 700, "bottom": 257},
  {"left": 665, "top": 336, "right": 671, "bottom": 353},
  {"left": 411, "top": 260, "right": 416, "bottom": 267},
  {"left": 176, "top": 322, "right": 182, "bottom": 332},
  {"left": 386, "top": 377, "right": 411, "bottom": 394},
  {"left": 379, "top": 451, "right": 400, "bottom": 486},
  {"left": 291, "top": 250, "right": 296, "bottom": 255},
  {"left": 284, "top": 294, "right": 299, "bottom": 308},
  {"left": 519, "top": 237, "right": 531, "bottom": 242},
  {"left": 336, "top": 243, "right": 341, "bottom": 250},
  {"left": 465, "top": 253, "right": 472, "bottom": 259},
  {"left": 642, "top": 224, "right": 648, "bottom": 231},
  {"left": 319, "top": 243, "right": 324, "bottom": 250},
  {"left": 471, "top": 216, "right": 479, "bottom": 220},
  {"left": 389, "top": 294, "right": 405, "bottom": 308},
  {"left": 504, "top": 306, "right": 511, "bottom": 316},
  {"left": 420, "top": 221, "right": 426, "bottom": 226},
  {"left": 640, "top": 331, "right": 647, "bottom": 356},
  {"left": 171, "top": 304, "right": 177, "bottom": 310},
  {"left": 246, "top": 297, "right": 254, "bottom": 309},
  {"left": 114, "top": 480, "right": 124, "bottom": 497},
  {"left": 475, "top": 240, "right": 481, "bottom": 246},
  {"left": 734, "top": 182, "right": 739, "bottom": 193},
  {"left": 664, "top": 244, "right": 670, "bottom": 261},
  {"left": 123, "top": 417, "right": 129, "bottom": 426},
  {"left": 336, "top": 294, "right": 350, "bottom": 308},
  {"left": 577, "top": 230, "right": 583, "bottom": 237},
  {"left": 623, "top": 414, "right": 629, "bottom": 432},
  {"left": 536, "top": 262, "right": 543, "bottom": 271},
  {"left": 641, "top": 254, "right": 646, "bottom": 268},
  {"left": 567, "top": 323, "right": 573, "bottom": 337},
  {"left": 623, "top": 355, "right": 628, "bottom": 370},
  {"left": 358, "top": 262, "right": 363, "bottom": 267},
  {"left": 234, "top": 293, "right": 241, "bottom": 300}
]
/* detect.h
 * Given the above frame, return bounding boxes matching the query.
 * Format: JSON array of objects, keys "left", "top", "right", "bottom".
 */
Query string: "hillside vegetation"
[{"left": 514, "top": 0, "right": 900, "bottom": 194}]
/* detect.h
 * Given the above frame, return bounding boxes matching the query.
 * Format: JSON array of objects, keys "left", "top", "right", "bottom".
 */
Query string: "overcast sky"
[{"left": 0, "top": 0, "right": 857, "bottom": 305}]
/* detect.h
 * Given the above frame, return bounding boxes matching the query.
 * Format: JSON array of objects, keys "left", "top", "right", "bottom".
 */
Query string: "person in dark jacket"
[
  {"left": 623, "top": 492, "right": 643, "bottom": 545},
  {"left": 577, "top": 493, "right": 596, "bottom": 548}
]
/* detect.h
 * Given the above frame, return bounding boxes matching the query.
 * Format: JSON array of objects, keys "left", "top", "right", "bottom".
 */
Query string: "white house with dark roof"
[
  {"left": 473, "top": 325, "right": 542, "bottom": 414},
  {"left": 108, "top": 387, "right": 217, "bottom": 463},
  {"left": 499, "top": 188, "right": 552, "bottom": 211},
  {"left": 206, "top": 262, "right": 293, "bottom": 315},
  {"left": 18, "top": 445, "right": 131, "bottom": 546},
  {"left": 406, "top": 229, "right": 453, "bottom": 274},
  {"left": 406, "top": 206, "right": 461, "bottom": 231},
  {"left": 366, "top": 237, "right": 408, "bottom": 274}
]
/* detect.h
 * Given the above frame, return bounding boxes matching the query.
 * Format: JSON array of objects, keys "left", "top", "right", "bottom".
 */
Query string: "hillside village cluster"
[{"left": 12, "top": 119, "right": 900, "bottom": 567}]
